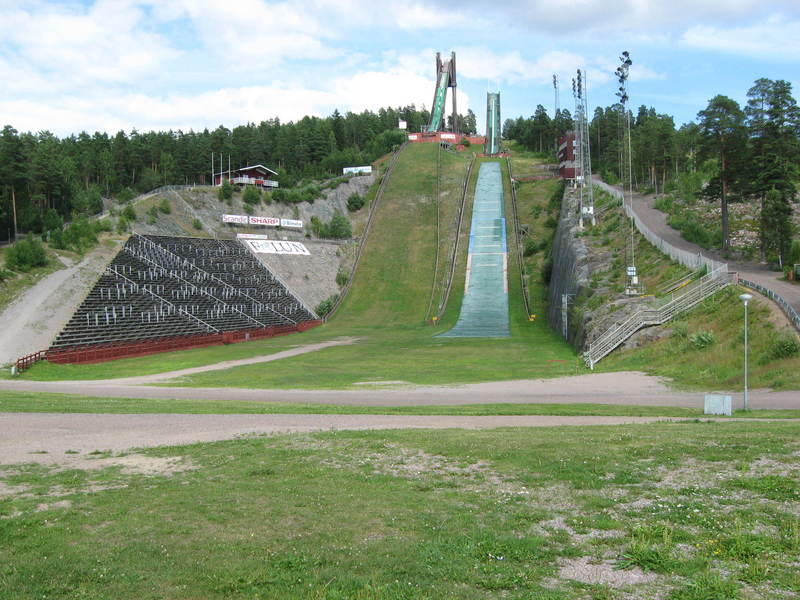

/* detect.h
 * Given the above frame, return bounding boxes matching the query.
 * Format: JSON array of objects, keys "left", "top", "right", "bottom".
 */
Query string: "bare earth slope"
[{"left": 0, "top": 241, "right": 120, "bottom": 365}]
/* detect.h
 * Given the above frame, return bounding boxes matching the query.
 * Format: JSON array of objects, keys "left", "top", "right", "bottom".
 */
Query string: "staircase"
[{"left": 584, "top": 267, "right": 733, "bottom": 369}]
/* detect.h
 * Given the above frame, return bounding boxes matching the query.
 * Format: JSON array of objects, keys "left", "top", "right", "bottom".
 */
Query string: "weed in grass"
[{"left": 668, "top": 571, "right": 740, "bottom": 600}]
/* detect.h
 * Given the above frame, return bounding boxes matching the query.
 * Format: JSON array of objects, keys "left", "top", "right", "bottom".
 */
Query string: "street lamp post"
[{"left": 740, "top": 293, "right": 753, "bottom": 411}]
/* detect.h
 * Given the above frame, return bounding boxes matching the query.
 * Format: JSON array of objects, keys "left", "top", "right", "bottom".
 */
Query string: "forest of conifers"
[
  {"left": 1, "top": 105, "right": 482, "bottom": 241},
  {"left": 505, "top": 77, "right": 799, "bottom": 260}
]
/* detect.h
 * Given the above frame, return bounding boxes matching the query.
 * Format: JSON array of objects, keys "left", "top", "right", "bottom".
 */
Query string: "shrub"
[
  {"left": 122, "top": 204, "right": 137, "bottom": 222},
  {"left": 243, "top": 203, "right": 255, "bottom": 215},
  {"left": 335, "top": 269, "right": 349, "bottom": 286},
  {"left": 5, "top": 237, "right": 48, "bottom": 272},
  {"left": 523, "top": 237, "right": 538, "bottom": 257},
  {"left": 689, "top": 330, "right": 715, "bottom": 349},
  {"left": 192, "top": 218, "right": 203, "bottom": 231},
  {"left": 43, "top": 209, "right": 63, "bottom": 234},
  {"left": 94, "top": 218, "right": 113, "bottom": 233},
  {"left": 544, "top": 216, "right": 558, "bottom": 229},
  {"left": 327, "top": 212, "right": 352, "bottom": 239},
  {"left": 147, "top": 205, "right": 159, "bottom": 224},
  {"left": 462, "top": 137, "right": 471, "bottom": 147},
  {"left": 315, "top": 294, "right": 339, "bottom": 317},
  {"left": 117, "top": 187, "right": 136, "bottom": 203},
  {"left": 158, "top": 198, "right": 172, "bottom": 214},
  {"left": 217, "top": 180, "right": 233, "bottom": 202},
  {"left": 116, "top": 216, "right": 129, "bottom": 234},
  {"left": 0, "top": 268, "right": 13, "bottom": 282},
  {"left": 767, "top": 333, "right": 800, "bottom": 362},
  {"left": 243, "top": 186, "right": 261, "bottom": 205},
  {"left": 346, "top": 193, "right": 365, "bottom": 212}
]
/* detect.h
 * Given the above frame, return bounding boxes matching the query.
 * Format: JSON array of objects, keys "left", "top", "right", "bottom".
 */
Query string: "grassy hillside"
[{"left": 23, "top": 144, "right": 578, "bottom": 386}]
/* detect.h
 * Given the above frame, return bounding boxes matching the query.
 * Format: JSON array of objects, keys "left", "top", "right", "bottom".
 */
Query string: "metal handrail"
[
  {"left": 506, "top": 157, "right": 532, "bottom": 317},
  {"left": 584, "top": 268, "right": 732, "bottom": 368}
]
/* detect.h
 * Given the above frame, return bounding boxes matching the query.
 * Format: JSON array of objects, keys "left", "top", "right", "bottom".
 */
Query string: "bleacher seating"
[{"left": 49, "top": 234, "right": 316, "bottom": 351}]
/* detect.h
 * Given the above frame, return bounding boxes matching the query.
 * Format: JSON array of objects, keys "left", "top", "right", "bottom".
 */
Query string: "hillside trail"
[
  {"left": 0, "top": 242, "right": 120, "bottom": 365},
  {"left": 619, "top": 184, "right": 800, "bottom": 318},
  {"left": 79, "top": 337, "right": 359, "bottom": 385}
]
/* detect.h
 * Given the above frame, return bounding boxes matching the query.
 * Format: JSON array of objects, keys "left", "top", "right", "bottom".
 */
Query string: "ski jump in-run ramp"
[{"left": 438, "top": 161, "right": 510, "bottom": 338}]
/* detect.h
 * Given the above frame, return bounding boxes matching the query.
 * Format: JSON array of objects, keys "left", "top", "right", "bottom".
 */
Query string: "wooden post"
[{"left": 11, "top": 185, "right": 17, "bottom": 241}]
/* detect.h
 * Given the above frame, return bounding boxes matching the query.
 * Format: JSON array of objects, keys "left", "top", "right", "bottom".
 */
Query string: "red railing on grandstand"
[
  {"left": 15, "top": 350, "right": 47, "bottom": 373},
  {"left": 40, "top": 320, "right": 322, "bottom": 365}
]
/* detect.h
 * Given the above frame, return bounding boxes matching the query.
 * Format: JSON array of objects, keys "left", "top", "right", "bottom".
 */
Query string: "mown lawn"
[{"left": 2, "top": 422, "right": 798, "bottom": 599}]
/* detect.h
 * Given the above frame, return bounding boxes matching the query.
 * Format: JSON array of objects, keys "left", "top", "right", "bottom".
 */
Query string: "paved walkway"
[{"left": 620, "top": 184, "right": 800, "bottom": 317}]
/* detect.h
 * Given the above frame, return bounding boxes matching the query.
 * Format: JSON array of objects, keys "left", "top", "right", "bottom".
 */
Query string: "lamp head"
[{"left": 739, "top": 293, "right": 753, "bottom": 305}]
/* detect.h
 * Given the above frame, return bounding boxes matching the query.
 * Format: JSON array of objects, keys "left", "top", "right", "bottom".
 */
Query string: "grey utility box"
[{"left": 704, "top": 394, "right": 732, "bottom": 416}]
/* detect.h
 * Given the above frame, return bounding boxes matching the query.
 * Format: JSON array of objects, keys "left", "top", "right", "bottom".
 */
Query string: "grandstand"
[{"left": 46, "top": 234, "right": 319, "bottom": 363}]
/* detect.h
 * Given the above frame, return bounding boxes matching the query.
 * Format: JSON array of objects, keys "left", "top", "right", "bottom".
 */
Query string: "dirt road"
[
  {"left": 0, "top": 243, "right": 119, "bottom": 365},
  {"left": 3, "top": 412, "right": 787, "bottom": 467},
  {"left": 2, "top": 371, "right": 798, "bottom": 408}
]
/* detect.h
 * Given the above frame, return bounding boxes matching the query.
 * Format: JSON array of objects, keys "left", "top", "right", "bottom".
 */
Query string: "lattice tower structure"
[{"left": 426, "top": 51, "right": 458, "bottom": 133}]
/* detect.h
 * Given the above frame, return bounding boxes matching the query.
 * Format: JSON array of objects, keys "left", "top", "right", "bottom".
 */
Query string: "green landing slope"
[{"left": 438, "top": 162, "right": 510, "bottom": 338}]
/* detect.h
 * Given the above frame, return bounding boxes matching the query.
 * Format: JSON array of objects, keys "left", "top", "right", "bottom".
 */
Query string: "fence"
[
  {"left": 593, "top": 181, "right": 727, "bottom": 273},
  {"left": 506, "top": 157, "right": 532, "bottom": 318},
  {"left": 14, "top": 350, "right": 47, "bottom": 373},
  {"left": 739, "top": 278, "right": 800, "bottom": 331},
  {"left": 43, "top": 320, "right": 321, "bottom": 365}
]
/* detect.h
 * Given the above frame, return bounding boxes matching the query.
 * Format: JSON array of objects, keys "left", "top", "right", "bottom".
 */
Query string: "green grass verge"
[
  {"left": 5, "top": 389, "right": 800, "bottom": 417},
  {"left": 2, "top": 422, "right": 799, "bottom": 598},
  {"left": 600, "top": 285, "right": 800, "bottom": 390}
]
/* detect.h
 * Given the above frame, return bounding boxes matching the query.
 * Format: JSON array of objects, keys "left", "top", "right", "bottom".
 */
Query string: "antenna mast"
[{"left": 616, "top": 50, "right": 639, "bottom": 295}]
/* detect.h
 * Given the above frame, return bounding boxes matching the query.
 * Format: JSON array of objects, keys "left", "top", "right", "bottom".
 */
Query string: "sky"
[{"left": 1, "top": 0, "right": 799, "bottom": 138}]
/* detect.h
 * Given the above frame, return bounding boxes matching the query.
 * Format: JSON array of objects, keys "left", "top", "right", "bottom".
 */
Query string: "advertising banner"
[
  {"left": 249, "top": 216, "right": 280, "bottom": 226},
  {"left": 223, "top": 215, "right": 304, "bottom": 229},
  {"left": 440, "top": 133, "right": 456, "bottom": 140},
  {"left": 236, "top": 233, "right": 270, "bottom": 240},
  {"left": 342, "top": 166, "right": 372, "bottom": 175},
  {"left": 245, "top": 240, "right": 311, "bottom": 256}
]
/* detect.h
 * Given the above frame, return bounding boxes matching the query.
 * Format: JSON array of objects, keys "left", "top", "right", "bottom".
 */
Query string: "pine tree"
[{"left": 697, "top": 95, "right": 747, "bottom": 253}]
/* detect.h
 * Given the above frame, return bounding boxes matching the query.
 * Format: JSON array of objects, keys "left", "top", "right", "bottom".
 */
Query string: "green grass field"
[{"left": 2, "top": 422, "right": 798, "bottom": 598}]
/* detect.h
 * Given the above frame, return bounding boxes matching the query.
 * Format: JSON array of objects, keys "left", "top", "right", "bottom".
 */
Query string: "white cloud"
[
  {"left": 164, "top": 0, "right": 341, "bottom": 68},
  {"left": 681, "top": 15, "right": 800, "bottom": 60},
  {"left": 438, "top": 0, "right": 799, "bottom": 34},
  {"left": 0, "top": 0, "right": 177, "bottom": 86},
  {"left": 0, "top": 67, "right": 469, "bottom": 135}
]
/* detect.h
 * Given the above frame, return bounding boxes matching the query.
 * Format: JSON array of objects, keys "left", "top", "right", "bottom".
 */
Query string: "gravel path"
[
  {"left": 624, "top": 186, "right": 800, "bottom": 316},
  {"left": 3, "top": 412, "right": 787, "bottom": 467},
  {"left": 2, "top": 371, "right": 798, "bottom": 408},
  {"left": 0, "top": 243, "right": 119, "bottom": 365},
  {"left": 95, "top": 337, "right": 358, "bottom": 384}
]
